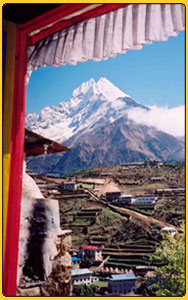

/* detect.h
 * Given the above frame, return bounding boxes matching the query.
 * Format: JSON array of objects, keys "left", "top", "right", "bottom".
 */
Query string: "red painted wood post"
[
  {"left": 3, "top": 4, "right": 130, "bottom": 295},
  {"left": 3, "top": 26, "right": 28, "bottom": 296}
]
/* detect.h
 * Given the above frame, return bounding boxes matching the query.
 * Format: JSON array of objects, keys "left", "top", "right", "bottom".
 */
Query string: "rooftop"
[
  {"left": 107, "top": 274, "right": 136, "bottom": 281},
  {"left": 106, "top": 189, "right": 121, "bottom": 194},
  {"left": 71, "top": 268, "right": 93, "bottom": 276},
  {"left": 161, "top": 227, "right": 176, "bottom": 231},
  {"left": 72, "top": 257, "right": 81, "bottom": 262},
  {"left": 81, "top": 245, "right": 101, "bottom": 250},
  {"left": 120, "top": 194, "right": 133, "bottom": 198}
]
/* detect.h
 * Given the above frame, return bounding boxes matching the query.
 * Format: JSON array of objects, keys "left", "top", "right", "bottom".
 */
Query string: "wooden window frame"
[{"left": 3, "top": 4, "right": 128, "bottom": 296}]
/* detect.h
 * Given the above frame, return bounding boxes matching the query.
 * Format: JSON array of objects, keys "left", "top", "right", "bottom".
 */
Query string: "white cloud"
[{"left": 126, "top": 105, "right": 185, "bottom": 137}]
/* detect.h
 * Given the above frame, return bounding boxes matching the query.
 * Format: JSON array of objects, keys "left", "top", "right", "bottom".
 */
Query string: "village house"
[
  {"left": 107, "top": 274, "right": 137, "bottom": 295},
  {"left": 113, "top": 193, "right": 158, "bottom": 207},
  {"left": 62, "top": 181, "right": 76, "bottom": 191},
  {"left": 156, "top": 188, "right": 185, "bottom": 195},
  {"left": 101, "top": 172, "right": 114, "bottom": 177},
  {"left": 46, "top": 172, "right": 63, "bottom": 177},
  {"left": 78, "top": 246, "right": 102, "bottom": 262},
  {"left": 106, "top": 191, "right": 122, "bottom": 202},
  {"left": 161, "top": 227, "right": 177, "bottom": 236},
  {"left": 150, "top": 176, "right": 166, "bottom": 183},
  {"left": 71, "top": 268, "right": 93, "bottom": 286},
  {"left": 120, "top": 162, "right": 146, "bottom": 168},
  {"left": 116, "top": 194, "right": 134, "bottom": 205},
  {"left": 120, "top": 167, "right": 130, "bottom": 170},
  {"left": 99, "top": 178, "right": 122, "bottom": 202},
  {"left": 133, "top": 195, "right": 158, "bottom": 206}
]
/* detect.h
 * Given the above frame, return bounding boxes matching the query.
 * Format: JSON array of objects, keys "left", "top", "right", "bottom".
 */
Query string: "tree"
[
  {"left": 73, "top": 284, "right": 96, "bottom": 296},
  {"left": 150, "top": 223, "right": 185, "bottom": 296}
]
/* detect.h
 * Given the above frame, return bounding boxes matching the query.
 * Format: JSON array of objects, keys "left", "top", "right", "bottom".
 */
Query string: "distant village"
[
  {"left": 16, "top": 129, "right": 185, "bottom": 296},
  {"left": 21, "top": 158, "right": 184, "bottom": 296}
]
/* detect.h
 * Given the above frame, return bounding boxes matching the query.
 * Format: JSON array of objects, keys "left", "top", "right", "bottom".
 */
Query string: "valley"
[
  {"left": 31, "top": 161, "right": 185, "bottom": 295},
  {"left": 25, "top": 77, "right": 185, "bottom": 296}
]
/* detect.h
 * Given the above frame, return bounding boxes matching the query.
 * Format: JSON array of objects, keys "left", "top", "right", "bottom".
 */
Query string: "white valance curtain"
[{"left": 27, "top": 4, "right": 185, "bottom": 80}]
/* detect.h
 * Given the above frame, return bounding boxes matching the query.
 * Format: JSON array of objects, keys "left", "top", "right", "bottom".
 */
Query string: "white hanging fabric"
[{"left": 27, "top": 4, "right": 185, "bottom": 80}]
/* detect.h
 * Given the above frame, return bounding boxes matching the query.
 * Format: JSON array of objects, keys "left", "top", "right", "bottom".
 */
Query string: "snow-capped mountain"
[
  {"left": 26, "top": 78, "right": 184, "bottom": 175},
  {"left": 26, "top": 77, "right": 148, "bottom": 146},
  {"left": 72, "top": 77, "right": 130, "bottom": 101}
]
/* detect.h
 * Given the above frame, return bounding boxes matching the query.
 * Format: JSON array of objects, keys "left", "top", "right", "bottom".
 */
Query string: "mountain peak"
[
  {"left": 72, "top": 77, "right": 130, "bottom": 101},
  {"left": 97, "top": 77, "right": 110, "bottom": 84},
  {"left": 72, "top": 78, "right": 97, "bottom": 98},
  {"left": 97, "top": 77, "right": 130, "bottom": 101}
]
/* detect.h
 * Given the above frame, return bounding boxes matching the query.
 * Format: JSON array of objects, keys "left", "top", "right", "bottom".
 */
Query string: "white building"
[
  {"left": 71, "top": 268, "right": 93, "bottom": 286},
  {"left": 117, "top": 194, "right": 134, "bottom": 205},
  {"left": 78, "top": 245, "right": 102, "bottom": 261},
  {"left": 161, "top": 227, "right": 177, "bottom": 236},
  {"left": 133, "top": 195, "right": 157, "bottom": 206},
  {"left": 120, "top": 162, "right": 145, "bottom": 168},
  {"left": 108, "top": 274, "right": 137, "bottom": 295}
]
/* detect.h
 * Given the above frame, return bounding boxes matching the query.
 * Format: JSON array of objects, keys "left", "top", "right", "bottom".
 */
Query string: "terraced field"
[
  {"left": 35, "top": 162, "right": 185, "bottom": 272},
  {"left": 102, "top": 242, "right": 156, "bottom": 269},
  {"left": 58, "top": 191, "right": 161, "bottom": 270}
]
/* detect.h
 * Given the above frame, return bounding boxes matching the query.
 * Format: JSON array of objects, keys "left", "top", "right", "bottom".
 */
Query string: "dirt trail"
[
  {"left": 109, "top": 204, "right": 173, "bottom": 229},
  {"left": 85, "top": 189, "right": 175, "bottom": 230},
  {"left": 96, "top": 256, "right": 110, "bottom": 272}
]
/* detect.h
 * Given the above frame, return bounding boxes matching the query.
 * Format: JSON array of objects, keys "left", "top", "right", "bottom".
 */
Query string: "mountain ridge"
[
  {"left": 26, "top": 77, "right": 148, "bottom": 144},
  {"left": 26, "top": 78, "right": 184, "bottom": 175}
]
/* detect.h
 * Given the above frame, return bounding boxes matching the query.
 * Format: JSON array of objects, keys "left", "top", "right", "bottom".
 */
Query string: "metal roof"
[
  {"left": 71, "top": 268, "right": 92, "bottom": 276},
  {"left": 72, "top": 257, "right": 81, "bottom": 262},
  {"left": 161, "top": 227, "right": 176, "bottom": 231},
  {"left": 108, "top": 274, "right": 136, "bottom": 281},
  {"left": 120, "top": 194, "right": 133, "bottom": 198},
  {"left": 81, "top": 245, "right": 101, "bottom": 250}
]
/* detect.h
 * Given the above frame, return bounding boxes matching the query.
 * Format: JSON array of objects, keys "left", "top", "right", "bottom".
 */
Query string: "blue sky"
[{"left": 26, "top": 32, "right": 185, "bottom": 114}]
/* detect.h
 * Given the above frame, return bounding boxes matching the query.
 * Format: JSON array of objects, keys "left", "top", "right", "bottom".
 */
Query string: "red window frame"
[{"left": 3, "top": 4, "right": 128, "bottom": 296}]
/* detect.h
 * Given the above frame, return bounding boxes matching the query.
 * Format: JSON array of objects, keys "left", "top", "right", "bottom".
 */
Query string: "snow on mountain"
[
  {"left": 26, "top": 77, "right": 185, "bottom": 175},
  {"left": 72, "top": 77, "right": 130, "bottom": 101},
  {"left": 97, "top": 77, "right": 130, "bottom": 100},
  {"left": 26, "top": 77, "right": 146, "bottom": 143}
]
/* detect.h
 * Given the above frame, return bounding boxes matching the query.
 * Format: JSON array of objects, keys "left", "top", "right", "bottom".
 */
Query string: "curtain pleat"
[{"left": 27, "top": 4, "right": 185, "bottom": 80}]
